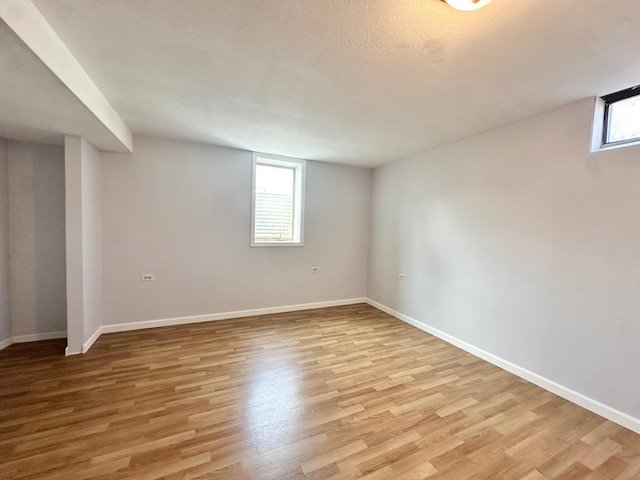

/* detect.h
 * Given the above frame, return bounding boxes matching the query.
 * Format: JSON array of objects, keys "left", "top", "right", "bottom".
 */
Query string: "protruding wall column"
[{"left": 64, "top": 135, "right": 101, "bottom": 355}]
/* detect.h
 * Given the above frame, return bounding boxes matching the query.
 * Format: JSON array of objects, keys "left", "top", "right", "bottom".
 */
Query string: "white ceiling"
[
  {"left": 3, "top": 0, "right": 640, "bottom": 167},
  {"left": 0, "top": 19, "right": 128, "bottom": 151}
]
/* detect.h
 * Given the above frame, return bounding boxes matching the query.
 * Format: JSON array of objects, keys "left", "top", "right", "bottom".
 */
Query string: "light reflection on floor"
[{"left": 244, "top": 362, "right": 303, "bottom": 455}]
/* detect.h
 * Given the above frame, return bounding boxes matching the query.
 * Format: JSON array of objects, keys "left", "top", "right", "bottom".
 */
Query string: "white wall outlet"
[
  {"left": 141, "top": 274, "right": 154, "bottom": 281},
  {"left": 311, "top": 266, "right": 320, "bottom": 273},
  {"left": 399, "top": 273, "right": 406, "bottom": 280}
]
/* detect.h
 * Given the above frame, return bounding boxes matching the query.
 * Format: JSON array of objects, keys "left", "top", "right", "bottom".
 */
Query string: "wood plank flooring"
[{"left": 1, "top": 304, "right": 639, "bottom": 479}]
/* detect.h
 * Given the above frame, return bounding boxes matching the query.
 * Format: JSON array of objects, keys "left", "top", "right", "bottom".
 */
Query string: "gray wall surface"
[
  {"left": 8, "top": 140, "right": 66, "bottom": 337},
  {"left": 368, "top": 98, "right": 640, "bottom": 419},
  {"left": 0, "top": 138, "right": 10, "bottom": 344},
  {"left": 82, "top": 138, "right": 102, "bottom": 343},
  {"left": 100, "top": 136, "right": 371, "bottom": 325}
]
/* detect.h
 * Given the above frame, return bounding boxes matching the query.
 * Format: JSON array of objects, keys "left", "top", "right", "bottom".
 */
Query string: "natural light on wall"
[{"left": 442, "top": 0, "right": 494, "bottom": 11}]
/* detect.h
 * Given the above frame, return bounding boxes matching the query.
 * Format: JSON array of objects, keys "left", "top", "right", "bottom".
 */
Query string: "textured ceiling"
[{"left": 9, "top": 0, "right": 640, "bottom": 166}]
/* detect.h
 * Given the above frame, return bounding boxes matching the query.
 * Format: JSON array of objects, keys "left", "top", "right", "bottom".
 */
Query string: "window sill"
[
  {"left": 251, "top": 241, "right": 304, "bottom": 247},
  {"left": 591, "top": 137, "right": 640, "bottom": 153}
]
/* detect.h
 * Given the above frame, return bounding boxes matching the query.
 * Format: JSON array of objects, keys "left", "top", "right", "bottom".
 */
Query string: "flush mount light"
[{"left": 442, "top": 0, "right": 494, "bottom": 11}]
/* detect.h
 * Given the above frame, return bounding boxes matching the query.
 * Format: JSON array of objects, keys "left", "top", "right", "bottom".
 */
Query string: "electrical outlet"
[
  {"left": 141, "top": 274, "right": 154, "bottom": 281},
  {"left": 399, "top": 273, "right": 406, "bottom": 280},
  {"left": 311, "top": 266, "right": 320, "bottom": 273}
]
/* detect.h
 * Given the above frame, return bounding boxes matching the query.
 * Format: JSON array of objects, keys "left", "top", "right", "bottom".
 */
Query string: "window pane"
[
  {"left": 254, "top": 164, "right": 294, "bottom": 241},
  {"left": 607, "top": 95, "right": 640, "bottom": 143}
]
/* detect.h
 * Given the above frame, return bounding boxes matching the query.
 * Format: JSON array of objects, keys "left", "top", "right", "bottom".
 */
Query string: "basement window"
[
  {"left": 251, "top": 153, "right": 305, "bottom": 246},
  {"left": 592, "top": 85, "right": 640, "bottom": 151}
]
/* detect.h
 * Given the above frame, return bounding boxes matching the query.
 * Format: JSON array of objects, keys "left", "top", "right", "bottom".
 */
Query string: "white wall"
[
  {"left": 368, "top": 97, "right": 640, "bottom": 421},
  {"left": 81, "top": 138, "right": 101, "bottom": 343},
  {"left": 64, "top": 135, "right": 102, "bottom": 354},
  {"left": 65, "top": 136, "right": 84, "bottom": 352},
  {"left": 0, "top": 138, "right": 10, "bottom": 345},
  {"left": 100, "top": 136, "right": 370, "bottom": 325},
  {"left": 8, "top": 140, "right": 66, "bottom": 337}
]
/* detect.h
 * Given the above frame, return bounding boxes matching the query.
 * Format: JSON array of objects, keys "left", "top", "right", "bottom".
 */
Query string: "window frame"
[
  {"left": 591, "top": 85, "right": 640, "bottom": 152},
  {"left": 250, "top": 152, "right": 306, "bottom": 247}
]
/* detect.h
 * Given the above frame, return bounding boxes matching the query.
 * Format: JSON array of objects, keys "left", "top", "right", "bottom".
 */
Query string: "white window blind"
[
  {"left": 251, "top": 154, "right": 305, "bottom": 246},
  {"left": 254, "top": 164, "right": 295, "bottom": 241}
]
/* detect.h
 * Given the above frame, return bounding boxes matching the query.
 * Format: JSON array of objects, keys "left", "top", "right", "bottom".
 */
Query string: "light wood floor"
[{"left": 1, "top": 304, "right": 639, "bottom": 479}]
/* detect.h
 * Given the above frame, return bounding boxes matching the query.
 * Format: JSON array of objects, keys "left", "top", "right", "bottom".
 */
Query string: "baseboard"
[
  {"left": 102, "top": 297, "right": 367, "bottom": 334},
  {"left": 366, "top": 298, "right": 640, "bottom": 435},
  {"left": 12, "top": 331, "right": 67, "bottom": 343},
  {"left": 89, "top": 298, "right": 367, "bottom": 349},
  {"left": 5, "top": 299, "right": 368, "bottom": 354},
  {"left": 82, "top": 328, "right": 102, "bottom": 353},
  {"left": 0, "top": 337, "right": 12, "bottom": 351}
]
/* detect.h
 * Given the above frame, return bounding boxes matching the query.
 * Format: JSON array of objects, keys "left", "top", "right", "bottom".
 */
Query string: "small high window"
[
  {"left": 592, "top": 85, "right": 640, "bottom": 151},
  {"left": 251, "top": 153, "right": 305, "bottom": 246}
]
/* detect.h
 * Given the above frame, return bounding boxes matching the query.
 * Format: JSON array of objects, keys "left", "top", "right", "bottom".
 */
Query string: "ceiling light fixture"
[{"left": 442, "top": 0, "right": 494, "bottom": 11}]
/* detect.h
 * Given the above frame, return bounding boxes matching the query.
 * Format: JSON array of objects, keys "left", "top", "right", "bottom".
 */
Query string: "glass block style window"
[{"left": 604, "top": 90, "right": 640, "bottom": 145}]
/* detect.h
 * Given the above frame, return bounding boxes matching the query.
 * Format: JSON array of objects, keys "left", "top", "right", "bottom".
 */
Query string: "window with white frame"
[
  {"left": 251, "top": 153, "right": 305, "bottom": 246},
  {"left": 592, "top": 85, "right": 640, "bottom": 151}
]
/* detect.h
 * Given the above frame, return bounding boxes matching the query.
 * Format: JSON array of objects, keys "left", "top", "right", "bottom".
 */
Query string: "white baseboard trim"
[
  {"left": 12, "top": 331, "right": 67, "bottom": 343},
  {"left": 81, "top": 298, "right": 367, "bottom": 352},
  {"left": 0, "top": 337, "right": 12, "bottom": 351},
  {"left": 82, "top": 328, "right": 102, "bottom": 353},
  {"left": 65, "top": 345, "right": 83, "bottom": 356},
  {"left": 366, "top": 298, "right": 640, "bottom": 435}
]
